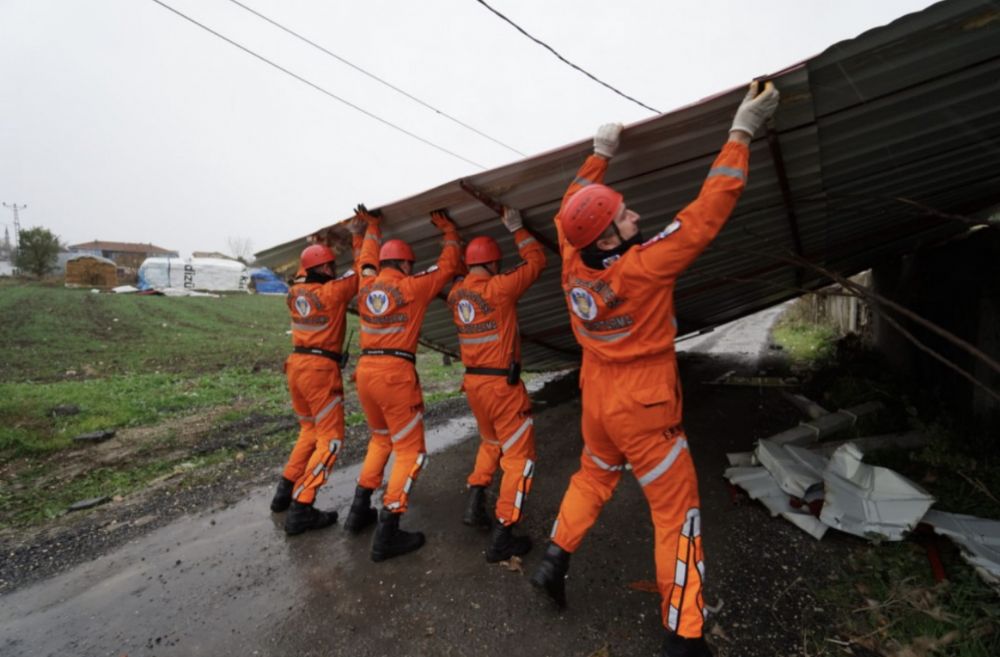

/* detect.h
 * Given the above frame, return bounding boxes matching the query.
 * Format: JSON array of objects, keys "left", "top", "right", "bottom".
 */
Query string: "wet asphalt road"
[{"left": 1, "top": 308, "right": 844, "bottom": 657}]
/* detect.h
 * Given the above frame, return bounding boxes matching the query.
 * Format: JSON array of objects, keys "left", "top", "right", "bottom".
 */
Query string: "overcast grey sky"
[{"left": 1, "top": 0, "right": 938, "bottom": 258}]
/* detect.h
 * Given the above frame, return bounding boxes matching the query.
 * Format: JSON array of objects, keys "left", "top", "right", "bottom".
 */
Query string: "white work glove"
[
  {"left": 501, "top": 207, "right": 523, "bottom": 233},
  {"left": 729, "top": 80, "right": 780, "bottom": 137},
  {"left": 593, "top": 122, "right": 623, "bottom": 159}
]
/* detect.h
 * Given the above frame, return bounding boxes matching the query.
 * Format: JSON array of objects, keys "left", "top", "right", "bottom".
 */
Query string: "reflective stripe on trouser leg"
[
  {"left": 292, "top": 438, "right": 342, "bottom": 504},
  {"left": 666, "top": 509, "right": 703, "bottom": 632},
  {"left": 386, "top": 452, "right": 427, "bottom": 511},
  {"left": 506, "top": 459, "right": 534, "bottom": 525},
  {"left": 550, "top": 445, "right": 623, "bottom": 552}
]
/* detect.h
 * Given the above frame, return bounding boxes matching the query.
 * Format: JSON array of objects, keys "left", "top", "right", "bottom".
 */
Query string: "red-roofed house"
[{"left": 69, "top": 241, "right": 179, "bottom": 278}]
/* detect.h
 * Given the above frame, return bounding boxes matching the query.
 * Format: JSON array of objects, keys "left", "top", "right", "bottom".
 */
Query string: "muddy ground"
[{"left": 1, "top": 307, "right": 869, "bottom": 657}]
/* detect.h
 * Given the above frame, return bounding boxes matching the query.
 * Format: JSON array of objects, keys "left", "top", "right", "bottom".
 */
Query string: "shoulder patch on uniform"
[
  {"left": 413, "top": 265, "right": 440, "bottom": 278},
  {"left": 337, "top": 269, "right": 356, "bottom": 280},
  {"left": 639, "top": 220, "right": 682, "bottom": 250}
]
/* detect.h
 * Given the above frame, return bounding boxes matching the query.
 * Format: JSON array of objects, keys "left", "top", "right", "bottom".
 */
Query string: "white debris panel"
[
  {"left": 820, "top": 443, "right": 935, "bottom": 541},
  {"left": 923, "top": 510, "right": 1000, "bottom": 587},
  {"left": 726, "top": 440, "right": 935, "bottom": 542}
]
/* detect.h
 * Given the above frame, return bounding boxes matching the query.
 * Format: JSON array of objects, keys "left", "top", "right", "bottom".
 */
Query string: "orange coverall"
[
  {"left": 281, "top": 223, "right": 380, "bottom": 505},
  {"left": 447, "top": 229, "right": 546, "bottom": 525},
  {"left": 550, "top": 142, "right": 750, "bottom": 638},
  {"left": 355, "top": 227, "right": 462, "bottom": 513}
]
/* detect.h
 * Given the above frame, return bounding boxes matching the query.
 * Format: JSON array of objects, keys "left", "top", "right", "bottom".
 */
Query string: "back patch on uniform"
[
  {"left": 457, "top": 299, "right": 476, "bottom": 324},
  {"left": 294, "top": 295, "right": 313, "bottom": 317},
  {"left": 569, "top": 287, "right": 598, "bottom": 321},
  {"left": 366, "top": 290, "right": 390, "bottom": 315}
]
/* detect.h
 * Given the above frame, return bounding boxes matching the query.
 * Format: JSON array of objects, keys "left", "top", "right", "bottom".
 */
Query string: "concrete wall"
[{"left": 872, "top": 230, "right": 1000, "bottom": 439}]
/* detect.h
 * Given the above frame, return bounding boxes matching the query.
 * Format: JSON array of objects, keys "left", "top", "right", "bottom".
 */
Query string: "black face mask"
[
  {"left": 305, "top": 270, "right": 335, "bottom": 284},
  {"left": 580, "top": 227, "right": 644, "bottom": 270}
]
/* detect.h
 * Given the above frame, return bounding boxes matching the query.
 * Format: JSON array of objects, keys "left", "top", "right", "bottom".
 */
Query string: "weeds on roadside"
[{"left": 814, "top": 541, "right": 999, "bottom": 657}]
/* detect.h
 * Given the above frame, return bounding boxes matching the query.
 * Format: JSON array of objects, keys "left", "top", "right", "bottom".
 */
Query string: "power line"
[
  {"left": 225, "top": 0, "right": 526, "bottom": 158},
  {"left": 148, "top": 0, "right": 487, "bottom": 169},
  {"left": 474, "top": 0, "right": 660, "bottom": 114}
]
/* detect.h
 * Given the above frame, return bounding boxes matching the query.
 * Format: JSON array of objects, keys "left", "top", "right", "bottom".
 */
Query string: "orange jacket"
[
  {"left": 555, "top": 142, "right": 749, "bottom": 364},
  {"left": 286, "top": 222, "right": 381, "bottom": 353},
  {"left": 359, "top": 226, "right": 462, "bottom": 353},
  {"left": 447, "top": 228, "right": 546, "bottom": 369}
]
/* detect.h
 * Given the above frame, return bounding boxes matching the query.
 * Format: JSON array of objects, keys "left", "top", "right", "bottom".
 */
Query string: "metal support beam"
[{"left": 764, "top": 129, "right": 806, "bottom": 287}]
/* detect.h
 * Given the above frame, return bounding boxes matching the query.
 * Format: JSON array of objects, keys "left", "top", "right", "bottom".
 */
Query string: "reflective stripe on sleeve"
[
  {"left": 572, "top": 175, "right": 594, "bottom": 187},
  {"left": 636, "top": 439, "right": 689, "bottom": 487},
  {"left": 517, "top": 237, "right": 537, "bottom": 249},
  {"left": 706, "top": 166, "right": 746, "bottom": 181}
]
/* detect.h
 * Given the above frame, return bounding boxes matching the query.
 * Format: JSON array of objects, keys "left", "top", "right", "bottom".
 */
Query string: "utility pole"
[{"left": 2, "top": 202, "right": 27, "bottom": 263}]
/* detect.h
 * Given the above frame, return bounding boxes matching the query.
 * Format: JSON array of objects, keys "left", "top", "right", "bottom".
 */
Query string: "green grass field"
[{"left": 0, "top": 279, "right": 464, "bottom": 527}]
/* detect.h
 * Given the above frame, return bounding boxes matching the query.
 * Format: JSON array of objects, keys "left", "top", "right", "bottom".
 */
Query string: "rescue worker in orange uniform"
[
  {"left": 448, "top": 207, "right": 546, "bottom": 562},
  {"left": 530, "top": 81, "right": 779, "bottom": 657},
  {"left": 270, "top": 211, "right": 381, "bottom": 535},
  {"left": 343, "top": 210, "right": 463, "bottom": 561}
]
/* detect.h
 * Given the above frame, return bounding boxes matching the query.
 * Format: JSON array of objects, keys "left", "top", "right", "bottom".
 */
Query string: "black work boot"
[
  {"left": 371, "top": 509, "right": 426, "bottom": 562},
  {"left": 530, "top": 541, "right": 571, "bottom": 608},
  {"left": 462, "top": 485, "right": 492, "bottom": 528},
  {"left": 485, "top": 520, "right": 533, "bottom": 562},
  {"left": 284, "top": 501, "right": 338, "bottom": 535},
  {"left": 343, "top": 486, "right": 378, "bottom": 534},
  {"left": 269, "top": 477, "right": 294, "bottom": 513},
  {"left": 660, "top": 632, "right": 714, "bottom": 657}
]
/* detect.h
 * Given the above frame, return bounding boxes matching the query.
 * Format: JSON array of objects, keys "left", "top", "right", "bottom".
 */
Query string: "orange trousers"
[
  {"left": 282, "top": 355, "right": 344, "bottom": 506},
  {"left": 355, "top": 357, "right": 426, "bottom": 513},
  {"left": 550, "top": 353, "right": 706, "bottom": 638},
  {"left": 464, "top": 375, "right": 535, "bottom": 526}
]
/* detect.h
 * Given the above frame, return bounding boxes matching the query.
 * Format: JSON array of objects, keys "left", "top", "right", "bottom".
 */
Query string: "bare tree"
[{"left": 227, "top": 236, "right": 254, "bottom": 265}]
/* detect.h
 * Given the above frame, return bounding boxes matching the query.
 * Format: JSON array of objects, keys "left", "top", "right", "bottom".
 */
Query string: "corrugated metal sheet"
[{"left": 256, "top": 0, "right": 1000, "bottom": 371}]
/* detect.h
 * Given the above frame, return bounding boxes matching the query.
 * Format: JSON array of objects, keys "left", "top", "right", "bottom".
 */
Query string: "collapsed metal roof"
[{"left": 256, "top": 0, "right": 1000, "bottom": 371}]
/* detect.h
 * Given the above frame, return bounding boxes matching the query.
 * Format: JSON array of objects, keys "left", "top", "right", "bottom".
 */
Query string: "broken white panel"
[
  {"left": 820, "top": 443, "right": 935, "bottom": 541},
  {"left": 781, "top": 392, "right": 830, "bottom": 420},
  {"left": 726, "top": 451, "right": 755, "bottom": 467},
  {"left": 809, "top": 431, "right": 929, "bottom": 458},
  {"left": 755, "top": 439, "right": 824, "bottom": 500},
  {"left": 923, "top": 510, "right": 1000, "bottom": 587},
  {"left": 724, "top": 467, "right": 828, "bottom": 540},
  {"left": 770, "top": 401, "right": 884, "bottom": 447}
]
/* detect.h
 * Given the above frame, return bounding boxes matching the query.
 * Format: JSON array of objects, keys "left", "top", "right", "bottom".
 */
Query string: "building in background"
[{"left": 68, "top": 241, "right": 178, "bottom": 282}]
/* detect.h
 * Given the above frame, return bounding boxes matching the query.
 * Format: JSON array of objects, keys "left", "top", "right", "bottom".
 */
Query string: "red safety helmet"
[
  {"left": 561, "top": 184, "right": 624, "bottom": 248},
  {"left": 300, "top": 244, "right": 335, "bottom": 270},
  {"left": 465, "top": 236, "right": 501, "bottom": 266},
  {"left": 379, "top": 238, "right": 415, "bottom": 262}
]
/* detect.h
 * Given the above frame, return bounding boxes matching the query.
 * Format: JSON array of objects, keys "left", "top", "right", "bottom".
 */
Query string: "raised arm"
[
  {"left": 632, "top": 81, "right": 779, "bottom": 280},
  {"left": 354, "top": 206, "right": 382, "bottom": 278},
  {"left": 411, "top": 210, "right": 463, "bottom": 302},
  {"left": 553, "top": 123, "right": 622, "bottom": 257},
  {"left": 494, "top": 208, "right": 546, "bottom": 301}
]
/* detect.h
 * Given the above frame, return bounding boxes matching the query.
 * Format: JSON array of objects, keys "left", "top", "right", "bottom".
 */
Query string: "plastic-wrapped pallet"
[{"left": 137, "top": 257, "right": 249, "bottom": 293}]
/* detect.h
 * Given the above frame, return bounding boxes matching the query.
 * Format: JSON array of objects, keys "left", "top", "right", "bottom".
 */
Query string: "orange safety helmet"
[
  {"left": 379, "top": 238, "right": 415, "bottom": 262},
  {"left": 465, "top": 236, "right": 502, "bottom": 266},
  {"left": 561, "top": 184, "right": 624, "bottom": 248},
  {"left": 300, "top": 244, "right": 336, "bottom": 270}
]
